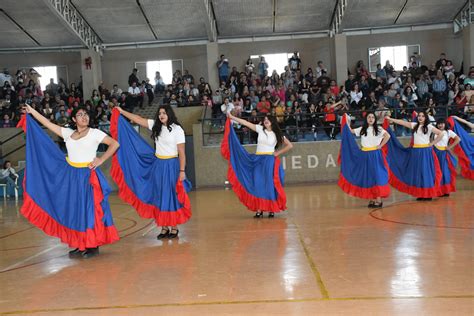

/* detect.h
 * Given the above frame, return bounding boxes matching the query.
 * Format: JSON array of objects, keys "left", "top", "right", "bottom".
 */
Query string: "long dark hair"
[
  {"left": 151, "top": 105, "right": 182, "bottom": 140},
  {"left": 413, "top": 111, "right": 430, "bottom": 134},
  {"left": 69, "top": 105, "right": 90, "bottom": 130},
  {"left": 436, "top": 117, "right": 450, "bottom": 131},
  {"left": 262, "top": 114, "right": 284, "bottom": 148},
  {"left": 360, "top": 112, "right": 380, "bottom": 137},
  {"left": 3, "top": 160, "right": 11, "bottom": 169}
]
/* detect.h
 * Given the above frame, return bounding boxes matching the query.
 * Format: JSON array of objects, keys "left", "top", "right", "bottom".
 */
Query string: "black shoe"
[
  {"left": 368, "top": 201, "right": 375, "bottom": 208},
  {"left": 440, "top": 194, "right": 450, "bottom": 197},
  {"left": 424, "top": 198, "right": 433, "bottom": 201},
  {"left": 82, "top": 247, "right": 99, "bottom": 259},
  {"left": 168, "top": 228, "right": 179, "bottom": 239},
  {"left": 157, "top": 227, "right": 170, "bottom": 239},
  {"left": 373, "top": 202, "right": 383, "bottom": 208},
  {"left": 68, "top": 248, "right": 83, "bottom": 258},
  {"left": 254, "top": 211, "right": 263, "bottom": 218},
  {"left": 268, "top": 212, "right": 275, "bottom": 218},
  {"left": 416, "top": 197, "right": 424, "bottom": 201}
]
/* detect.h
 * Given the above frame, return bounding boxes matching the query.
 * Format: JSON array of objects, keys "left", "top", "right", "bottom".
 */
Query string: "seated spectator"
[
  {"left": 56, "top": 109, "right": 69, "bottom": 126},
  {"left": 375, "top": 99, "right": 390, "bottom": 125},
  {"left": 315, "top": 61, "right": 327, "bottom": 79},
  {"left": 110, "top": 84, "right": 123, "bottom": 99},
  {"left": 98, "top": 114, "right": 110, "bottom": 134},
  {"left": 127, "top": 82, "right": 143, "bottom": 111},
  {"left": 1, "top": 114, "right": 13, "bottom": 128},
  {"left": 349, "top": 84, "right": 363, "bottom": 109},
  {"left": 0, "top": 161, "right": 19, "bottom": 194},
  {"left": 463, "top": 71, "right": 474, "bottom": 86},
  {"left": 401, "top": 86, "right": 418, "bottom": 107},
  {"left": 415, "top": 74, "right": 430, "bottom": 102},
  {"left": 375, "top": 63, "right": 387, "bottom": 80},
  {"left": 256, "top": 95, "right": 271, "bottom": 114}
]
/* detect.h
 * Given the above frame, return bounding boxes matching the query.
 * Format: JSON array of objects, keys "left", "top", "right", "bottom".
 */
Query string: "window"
[
  {"left": 32, "top": 66, "right": 58, "bottom": 91},
  {"left": 368, "top": 45, "right": 420, "bottom": 72},
  {"left": 146, "top": 60, "right": 173, "bottom": 85},
  {"left": 250, "top": 53, "right": 293, "bottom": 75}
]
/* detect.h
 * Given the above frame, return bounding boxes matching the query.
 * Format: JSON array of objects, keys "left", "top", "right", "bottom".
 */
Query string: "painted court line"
[{"left": 0, "top": 244, "right": 61, "bottom": 273}]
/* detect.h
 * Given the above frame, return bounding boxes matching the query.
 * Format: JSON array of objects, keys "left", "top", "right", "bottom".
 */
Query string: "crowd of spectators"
[{"left": 1, "top": 51, "right": 473, "bottom": 144}]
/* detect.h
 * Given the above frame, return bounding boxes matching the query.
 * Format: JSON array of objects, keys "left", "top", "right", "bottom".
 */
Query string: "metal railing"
[{"left": 200, "top": 104, "right": 474, "bottom": 146}]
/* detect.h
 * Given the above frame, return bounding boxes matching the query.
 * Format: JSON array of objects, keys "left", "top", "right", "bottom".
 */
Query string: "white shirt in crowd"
[
  {"left": 410, "top": 122, "right": 434, "bottom": 145},
  {"left": 0, "top": 167, "right": 17, "bottom": 180},
  {"left": 350, "top": 91, "right": 363, "bottom": 103},
  {"left": 147, "top": 120, "right": 185, "bottom": 157},
  {"left": 255, "top": 124, "right": 277, "bottom": 153},
  {"left": 353, "top": 126, "right": 387, "bottom": 148},
  {"left": 221, "top": 102, "right": 234, "bottom": 114},
  {"left": 437, "top": 130, "right": 457, "bottom": 147},
  {"left": 0, "top": 73, "right": 12, "bottom": 87},
  {"left": 128, "top": 86, "right": 140, "bottom": 95},
  {"left": 61, "top": 128, "right": 107, "bottom": 163}
]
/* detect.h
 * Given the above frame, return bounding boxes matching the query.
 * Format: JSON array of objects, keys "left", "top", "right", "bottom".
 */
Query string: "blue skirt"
[
  {"left": 434, "top": 147, "right": 457, "bottom": 195},
  {"left": 18, "top": 115, "right": 119, "bottom": 250},
  {"left": 447, "top": 117, "right": 474, "bottom": 180},
  {"left": 221, "top": 119, "right": 286, "bottom": 212},
  {"left": 338, "top": 124, "right": 390, "bottom": 199},
  {"left": 110, "top": 109, "right": 191, "bottom": 226},
  {"left": 384, "top": 127, "right": 441, "bottom": 198}
]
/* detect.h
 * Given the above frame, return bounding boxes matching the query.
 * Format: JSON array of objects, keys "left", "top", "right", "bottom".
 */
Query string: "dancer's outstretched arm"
[
  {"left": 227, "top": 112, "right": 258, "bottom": 132},
  {"left": 115, "top": 106, "right": 149, "bottom": 129},
  {"left": 24, "top": 104, "right": 62, "bottom": 137}
]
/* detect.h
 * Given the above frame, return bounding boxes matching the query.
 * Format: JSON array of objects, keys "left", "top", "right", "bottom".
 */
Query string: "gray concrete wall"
[
  {"left": 0, "top": 51, "right": 82, "bottom": 85},
  {"left": 101, "top": 45, "right": 208, "bottom": 90},
  {"left": 346, "top": 28, "right": 463, "bottom": 73},
  {"left": 218, "top": 37, "right": 332, "bottom": 76},
  {"left": 462, "top": 24, "right": 474, "bottom": 69}
]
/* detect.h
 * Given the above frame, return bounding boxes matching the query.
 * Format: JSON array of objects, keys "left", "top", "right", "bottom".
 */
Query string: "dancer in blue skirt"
[
  {"left": 20, "top": 104, "right": 120, "bottom": 258},
  {"left": 110, "top": 106, "right": 191, "bottom": 239},
  {"left": 434, "top": 118, "right": 460, "bottom": 197},
  {"left": 221, "top": 112, "right": 293, "bottom": 218},
  {"left": 338, "top": 112, "right": 391, "bottom": 208},
  {"left": 385, "top": 111, "right": 444, "bottom": 200}
]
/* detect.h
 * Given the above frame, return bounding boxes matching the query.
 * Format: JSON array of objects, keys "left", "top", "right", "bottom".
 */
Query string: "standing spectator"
[
  {"left": 144, "top": 79, "right": 154, "bottom": 106},
  {"left": 245, "top": 58, "right": 255, "bottom": 74},
  {"left": 110, "top": 84, "right": 123, "bottom": 99},
  {"left": 383, "top": 60, "right": 394, "bottom": 77},
  {"left": 435, "top": 53, "right": 447, "bottom": 70},
  {"left": 315, "top": 61, "right": 327, "bottom": 79},
  {"left": 45, "top": 78, "right": 59, "bottom": 96},
  {"left": 154, "top": 71, "right": 165, "bottom": 94},
  {"left": 128, "top": 68, "right": 140, "bottom": 87},
  {"left": 258, "top": 56, "right": 268, "bottom": 80},
  {"left": 217, "top": 54, "right": 229, "bottom": 83},
  {"left": 415, "top": 75, "right": 430, "bottom": 102},
  {"left": 432, "top": 70, "right": 447, "bottom": 104},
  {"left": 288, "top": 51, "right": 301, "bottom": 72},
  {"left": 182, "top": 70, "right": 194, "bottom": 84},
  {"left": 350, "top": 84, "right": 363, "bottom": 109}
]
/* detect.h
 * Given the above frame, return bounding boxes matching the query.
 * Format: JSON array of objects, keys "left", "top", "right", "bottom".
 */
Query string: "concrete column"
[
  {"left": 206, "top": 42, "right": 219, "bottom": 91},
  {"left": 80, "top": 48, "right": 102, "bottom": 100},
  {"left": 330, "top": 34, "right": 348, "bottom": 86},
  {"left": 462, "top": 24, "right": 474, "bottom": 72}
]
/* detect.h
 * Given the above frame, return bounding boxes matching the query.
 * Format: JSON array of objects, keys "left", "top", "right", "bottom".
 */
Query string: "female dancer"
[
  {"left": 20, "top": 104, "right": 120, "bottom": 258},
  {"left": 386, "top": 111, "right": 444, "bottom": 200},
  {"left": 110, "top": 106, "right": 191, "bottom": 239},
  {"left": 338, "top": 113, "right": 391, "bottom": 208},
  {"left": 434, "top": 118, "right": 460, "bottom": 196},
  {"left": 221, "top": 112, "right": 293, "bottom": 218},
  {"left": 447, "top": 116, "right": 474, "bottom": 179}
]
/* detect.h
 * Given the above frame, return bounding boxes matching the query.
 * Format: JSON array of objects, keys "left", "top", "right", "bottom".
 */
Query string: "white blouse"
[
  {"left": 255, "top": 124, "right": 277, "bottom": 153},
  {"left": 437, "top": 130, "right": 457, "bottom": 147},
  {"left": 148, "top": 120, "right": 185, "bottom": 157},
  {"left": 410, "top": 122, "right": 434, "bottom": 145},
  {"left": 61, "top": 128, "right": 107, "bottom": 163},
  {"left": 353, "top": 126, "right": 387, "bottom": 148}
]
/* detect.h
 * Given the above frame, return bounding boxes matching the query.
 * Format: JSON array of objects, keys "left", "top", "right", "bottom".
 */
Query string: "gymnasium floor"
[{"left": 0, "top": 180, "right": 473, "bottom": 315}]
